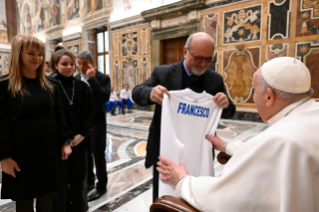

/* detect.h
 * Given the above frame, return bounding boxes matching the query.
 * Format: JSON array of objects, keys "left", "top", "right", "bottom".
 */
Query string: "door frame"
[{"left": 150, "top": 21, "right": 200, "bottom": 71}]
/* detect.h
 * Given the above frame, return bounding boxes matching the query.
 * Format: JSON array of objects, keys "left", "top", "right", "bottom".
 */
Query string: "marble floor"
[{"left": 0, "top": 110, "right": 268, "bottom": 211}]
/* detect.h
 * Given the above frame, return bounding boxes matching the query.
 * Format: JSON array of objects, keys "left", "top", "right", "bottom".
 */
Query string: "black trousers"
[
  {"left": 87, "top": 121, "right": 108, "bottom": 190},
  {"left": 53, "top": 148, "right": 88, "bottom": 212},
  {"left": 152, "top": 162, "right": 159, "bottom": 202}
]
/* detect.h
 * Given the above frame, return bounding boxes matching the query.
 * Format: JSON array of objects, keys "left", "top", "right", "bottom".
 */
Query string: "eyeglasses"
[{"left": 187, "top": 50, "right": 214, "bottom": 64}]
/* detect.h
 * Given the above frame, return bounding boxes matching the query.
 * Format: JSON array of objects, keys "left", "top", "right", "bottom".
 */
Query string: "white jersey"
[{"left": 159, "top": 88, "right": 222, "bottom": 197}]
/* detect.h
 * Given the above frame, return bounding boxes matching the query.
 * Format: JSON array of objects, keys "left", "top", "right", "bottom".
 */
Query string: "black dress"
[
  {"left": 54, "top": 73, "right": 93, "bottom": 212},
  {"left": 0, "top": 76, "right": 72, "bottom": 201}
]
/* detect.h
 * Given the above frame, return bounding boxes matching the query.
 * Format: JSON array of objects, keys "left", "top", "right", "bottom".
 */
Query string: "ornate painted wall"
[
  {"left": 111, "top": 24, "right": 151, "bottom": 93},
  {"left": 202, "top": 0, "right": 319, "bottom": 108},
  {"left": 15, "top": 0, "right": 113, "bottom": 35}
]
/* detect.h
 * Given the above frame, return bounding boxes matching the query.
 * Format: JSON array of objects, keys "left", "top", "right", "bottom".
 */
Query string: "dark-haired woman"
[{"left": 50, "top": 48, "right": 93, "bottom": 212}]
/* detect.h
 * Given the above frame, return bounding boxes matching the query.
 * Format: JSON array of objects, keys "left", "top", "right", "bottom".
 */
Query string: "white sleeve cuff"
[{"left": 225, "top": 140, "right": 244, "bottom": 156}]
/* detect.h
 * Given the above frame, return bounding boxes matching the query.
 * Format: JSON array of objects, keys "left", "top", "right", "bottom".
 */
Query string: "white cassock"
[{"left": 174, "top": 98, "right": 319, "bottom": 212}]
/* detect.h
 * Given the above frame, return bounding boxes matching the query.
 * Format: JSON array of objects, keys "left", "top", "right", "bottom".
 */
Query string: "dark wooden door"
[{"left": 161, "top": 36, "right": 188, "bottom": 65}]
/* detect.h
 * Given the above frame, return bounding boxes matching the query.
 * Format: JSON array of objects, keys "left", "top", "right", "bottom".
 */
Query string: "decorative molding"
[
  {"left": 161, "top": 15, "right": 188, "bottom": 28},
  {"left": 110, "top": 15, "right": 145, "bottom": 29},
  {"left": 63, "top": 32, "right": 82, "bottom": 43},
  {"left": 141, "top": 0, "right": 206, "bottom": 22},
  {"left": 113, "top": 34, "right": 120, "bottom": 58},
  {"left": 46, "top": 26, "right": 64, "bottom": 41},
  {"left": 82, "top": 15, "right": 110, "bottom": 31},
  {"left": 140, "top": 29, "right": 150, "bottom": 55}
]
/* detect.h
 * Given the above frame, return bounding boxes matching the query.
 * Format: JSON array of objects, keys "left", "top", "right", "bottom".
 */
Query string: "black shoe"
[
  {"left": 87, "top": 184, "right": 95, "bottom": 193},
  {"left": 111, "top": 112, "right": 117, "bottom": 116},
  {"left": 122, "top": 111, "right": 125, "bottom": 115},
  {"left": 88, "top": 188, "right": 107, "bottom": 202}
]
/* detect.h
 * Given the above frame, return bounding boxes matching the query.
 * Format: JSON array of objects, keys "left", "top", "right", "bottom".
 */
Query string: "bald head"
[
  {"left": 183, "top": 32, "right": 215, "bottom": 76},
  {"left": 185, "top": 32, "right": 215, "bottom": 51}
]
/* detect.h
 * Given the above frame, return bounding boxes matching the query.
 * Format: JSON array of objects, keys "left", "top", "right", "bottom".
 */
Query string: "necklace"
[{"left": 59, "top": 80, "right": 75, "bottom": 105}]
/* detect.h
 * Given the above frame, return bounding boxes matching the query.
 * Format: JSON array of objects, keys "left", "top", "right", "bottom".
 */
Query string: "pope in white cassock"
[{"left": 157, "top": 57, "right": 319, "bottom": 212}]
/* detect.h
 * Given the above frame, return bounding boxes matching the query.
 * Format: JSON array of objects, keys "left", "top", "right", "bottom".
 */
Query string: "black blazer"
[
  {"left": 132, "top": 60, "right": 236, "bottom": 168},
  {"left": 75, "top": 71, "right": 111, "bottom": 123}
]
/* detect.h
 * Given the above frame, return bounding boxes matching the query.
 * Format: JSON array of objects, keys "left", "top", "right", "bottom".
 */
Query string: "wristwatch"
[{"left": 64, "top": 139, "right": 71, "bottom": 145}]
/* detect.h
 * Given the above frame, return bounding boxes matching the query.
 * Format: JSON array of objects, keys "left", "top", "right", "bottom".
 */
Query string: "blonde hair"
[{"left": 4, "top": 34, "right": 53, "bottom": 96}]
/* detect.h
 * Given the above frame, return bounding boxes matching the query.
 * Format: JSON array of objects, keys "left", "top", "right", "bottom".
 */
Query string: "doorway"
[{"left": 161, "top": 36, "right": 188, "bottom": 65}]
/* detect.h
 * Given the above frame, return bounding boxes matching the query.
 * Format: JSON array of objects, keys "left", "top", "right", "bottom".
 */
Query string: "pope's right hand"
[
  {"left": 0, "top": 158, "right": 20, "bottom": 178},
  {"left": 150, "top": 85, "right": 170, "bottom": 105}
]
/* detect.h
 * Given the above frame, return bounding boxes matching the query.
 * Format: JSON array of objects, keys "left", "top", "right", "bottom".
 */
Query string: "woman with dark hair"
[
  {"left": 0, "top": 35, "right": 72, "bottom": 212},
  {"left": 50, "top": 47, "right": 93, "bottom": 212}
]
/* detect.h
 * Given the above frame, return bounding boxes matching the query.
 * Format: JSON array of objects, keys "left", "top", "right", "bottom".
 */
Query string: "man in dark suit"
[
  {"left": 132, "top": 32, "right": 236, "bottom": 202},
  {"left": 76, "top": 51, "right": 110, "bottom": 202}
]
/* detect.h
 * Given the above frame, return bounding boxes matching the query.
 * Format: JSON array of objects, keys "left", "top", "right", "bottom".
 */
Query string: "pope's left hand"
[
  {"left": 87, "top": 64, "right": 97, "bottom": 79},
  {"left": 213, "top": 93, "right": 229, "bottom": 109},
  {"left": 157, "top": 156, "right": 188, "bottom": 186}
]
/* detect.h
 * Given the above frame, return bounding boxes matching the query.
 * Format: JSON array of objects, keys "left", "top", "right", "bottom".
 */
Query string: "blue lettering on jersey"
[{"left": 177, "top": 102, "right": 209, "bottom": 118}]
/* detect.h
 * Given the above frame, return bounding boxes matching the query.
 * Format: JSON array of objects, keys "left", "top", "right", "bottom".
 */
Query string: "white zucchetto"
[{"left": 261, "top": 57, "right": 311, "bottom": 94}]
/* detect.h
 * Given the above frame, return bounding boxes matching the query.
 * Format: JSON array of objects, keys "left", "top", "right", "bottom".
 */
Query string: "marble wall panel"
[
  {"left": 140, "top": 58, "right": 149, "bottom": 83},
  {"left": 203, "top": 14, "right": 219, "bottom": 46},
  {"left": 113, "top": 34, "right": 120, "bottom": 58},
  {"left": 266, "top": 43, "right": 289, "bottom": 61},
  {"left": 0, "top": 0, "right": 8, "bottom": 43},
  {"left": 0, "top": 53, "right": 9, "bottom": 76},
  {"left": 122, "top": 59, "right": 138, "bottom": 91},
  {"left": 114, "top": 60, "right": 121, "bottom": 92},
  {"left": 140, "top": 29, "right": 149, "bottom": 55},
  {"left": 295, "top": 40, "right": 319, "bottom": 98},
  {"left": 296, "top": 0, "right": 319, "bottom": 37},
  {"left": 122, "top": 31, "right": 138, "bottom": 57},
  {"left": 65, "top": 40, "right": 82, "bottom": 56},
  {"left": 222, "top": 47, "right": 259, "bottom": 103},
  {"left": 223, "top": 5, "right": 262, "bottom": 44},
  {"left": 268, "top": 0, "right": 291, "bottom": 40}
]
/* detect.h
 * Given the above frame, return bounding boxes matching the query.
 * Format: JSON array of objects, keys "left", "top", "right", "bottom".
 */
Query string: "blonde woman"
[{"left": 0, "top": 35, "right": 72, "bottom": 212}]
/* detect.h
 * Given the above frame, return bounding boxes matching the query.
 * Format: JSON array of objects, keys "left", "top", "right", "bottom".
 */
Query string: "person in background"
[
  {"left": 120, "top": 84, "right": 134, "bottom": 113},
  {"left": 105, "top": 87, "right": 125, "bottom": 116},
  {"left": 0, "top": 35, "right": 72, "bottom": 212},
  {"left": 76, "top": 50, "right": 110, "bottom": 202},
  {"left": 50, "top": 47, "right": 93, "bottom": 212}
]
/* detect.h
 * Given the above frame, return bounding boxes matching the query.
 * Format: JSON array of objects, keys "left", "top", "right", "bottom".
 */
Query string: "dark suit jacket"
[
  {"left": 132, "top": 60, "right": 236, "bottom": 168},
  {"left": 75, "top": 71, "right": 111, "bottom": 124}
]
